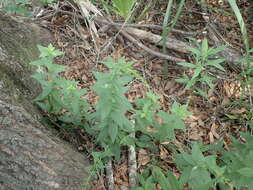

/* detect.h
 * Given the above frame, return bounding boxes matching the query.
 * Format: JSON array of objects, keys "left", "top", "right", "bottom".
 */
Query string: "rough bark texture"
[{"left": 0, "top": 12, "right": 90, "bottom": 190}]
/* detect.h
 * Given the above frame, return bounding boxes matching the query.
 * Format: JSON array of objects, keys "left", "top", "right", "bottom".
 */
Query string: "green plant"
[
  {"left": 83, "top": 150, "right": 113, "bottom": 189},
  {"left": 173, "top": 132, "right": 253, "bottom": 190},
  {"left": 98, "top": 0, "right": 136, "bottom": 19},
  {"left": 176, "top": 38, "right": 226, "bottom": 95},
  {"left": 219, "top": 132, "right": 253, "bottom": 189},
  {"left": 30, "top": 44, "right": 90, "bottom": 127},
  {"left": 174, "top": 142, "right": 229, "bottom": 190},
  {"left": 0, "top": 0, "right": 31, "bottom": 15},
  {"left": 135, "top": 132, "right": 253, "bottom": 190},
  {"left": 0, "top": 0, "right": 56, "bottom": 15},
  {"left": 135, "top": 166, "right": 182, "bottom": 190},
  {"left": 228, "top": 0, "right": 249, "bottom": 55},
  {"left": 31, "top": 45, "right": 213, "bottom": 190},
  {"left": 88, "top": 57, "right": 136, "bottom": 160},
  {"left": 161, "top": 0, "right": 185, "bottom": 53},
  {"left": 134, "top": 92, "right": 191, "bottom": 144},
  {"left": 40, "top": 0, "right": 55, "bottom": 6}
]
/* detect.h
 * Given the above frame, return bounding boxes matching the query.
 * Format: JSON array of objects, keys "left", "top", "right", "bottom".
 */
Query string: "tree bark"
[{"left": 0, "top": 12, "right": 90, "bottom": 190}]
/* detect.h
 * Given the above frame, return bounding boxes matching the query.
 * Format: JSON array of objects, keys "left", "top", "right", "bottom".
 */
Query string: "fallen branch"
[
  {"left": 106, "top": 159, "right": 115, "bottom": 190},
  {"left": 54, "top": 10, "right": 190, "bottom": 55},
  {"left": 122, "top": 27, "right": 190, "bottom": 54},
  {"left": 95, "top": 17, "right": 201, "bottom": 36},
  {"left": 128, "top": 131, "right": 137, "bottom": 189},
  {"left": 50, "top": 10, "right": 252, "bottom": 65},
  {"left": 119, "top": 29, "right": 186, "bottom": 62}
]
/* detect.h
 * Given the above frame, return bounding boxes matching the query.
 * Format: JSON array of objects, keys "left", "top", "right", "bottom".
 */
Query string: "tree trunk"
[{"left": 0, "top": 13, "right": 90, "bottom": 190}]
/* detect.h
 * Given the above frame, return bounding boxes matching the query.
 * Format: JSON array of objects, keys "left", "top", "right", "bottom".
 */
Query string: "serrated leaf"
[
  {"left": 34, "top": 85, "right": 53, "bottom": 101},
  {"left": 189, "top": 167, "right": 213, "bottom": 190},
  {"left": 157, "top": 111, "right": 186, "bottom": 141},
  {"left": 30, "top": 57, "right": 52, "bottom": 67},
  {"left": 192, "top": 143, "right": 205, "bottom": 163},
  {"left": 167, "top": 172, "right": 182, "bottom": 190},
  {"left": 171, "top": 102, "right": 192, "bottom": 118},
  {"left": 152, "top": 167, "right": 170, "bottom": 189},
  {"left": 178, "top": 166, "right": 192, "bottom": 185}
]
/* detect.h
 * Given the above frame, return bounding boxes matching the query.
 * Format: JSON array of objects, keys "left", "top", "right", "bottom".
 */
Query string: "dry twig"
[
  {"left": 128, "top": 131, "right": 137, "bottom": 189},
  {"left": 106, "top": 159, "right": 115, "bottom": 190}
]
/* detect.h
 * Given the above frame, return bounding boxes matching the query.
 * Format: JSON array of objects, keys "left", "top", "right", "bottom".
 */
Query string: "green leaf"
[
  {"left": 207, "top": 45, "right": 226, "bottom": 55},
  {"left": 200, "top": 74, "right": 214, "bottom": 88},
  {"left": 206, "top": 59, "right": 225, "bottom": 71},
  {"left": 108, "top": 123, "right": 118, "bottom": 143},
  {"left": 2, "top": 3, "right": 30, "bottom": 15},
  {"left": 58, "top": 115, "right": 75, "bottom": 123},
  {"left": 237, "top": 167, "right": 253, "bottom": 177},
  {"left": 201, "top": 38, "right": 209, "bottom": 58},
  {"left": 48, "top": 64, "right": 66, "bottom": 74},
  {"left": 176, "top": 62, "right": 196, "bottom": 68},
  {"left": 178, "top": 166, "right": 192, "bottom": 185},
  {"left": 194, "top": 87, "right": 208, "bottom": 99},
  {"left": 227, "top": 0, "right": 249, "bottom": 53},
  {"left": 153, "top": 167, "right": 170, "bottom": 190},
  {"left": 157, "top": 111, "right": 186, "bottom": 141},
  {"left": 175, "top": 77, "right": 188, "bottom": 84},
  {"left": 167, "top": 172, "right": 182, "bottom": 190},
  {"left": 49, "top": 93, "right": 64, "bottom": 113},
  {"left": 187, "top": 46, "right": 201, "bottom": 56},
  {"left": 192, "top": 66, "right": 202, "bottom": 79},
  {"left": 191, "top": 143, "right": 205, "bottom": 163},
  {"left": 36, "top": 101, "right": 51, "bottom": 112},
  {"left": 34, "top": 84, "right": 53, "bottom": 101},
  {"left": 185, "top": 77, "right": 197, "bottom": 90},
  {"left": 30, "top": 57, "right": 51, "bottom": 66},
  {"left": 111, "top": 0, "right": 136, "bottom": 18},
  {"left": 189, "top": 167, "right": 213, "bottom": 190},
  {"left": 38, "top": 44, "right": 63, "bottom": 58},
  {"left": 175, "top": 73, "right": 189, "bottom": 84},
  {"left": 171, "top": 102, "right": 192, "bottom": 118}
]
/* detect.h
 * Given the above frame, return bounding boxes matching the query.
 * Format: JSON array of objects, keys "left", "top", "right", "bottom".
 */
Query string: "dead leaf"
[
  {"left": 231, "top": 108, "right": 246, "bottom": 114},
  {"left": 159, "top": 145, "right": 168, "bottom": 160},
  {"left": 222, "top": 96, "right": 230, "bottom": 105},
  {"left": 189, "top": 122, "right": 203, "bottom": 140},
  {"left": 209, "top": 123, "right": 220, "bottom": 143},
  {"left": 223, "top": 81, "right": 241, "bottom": 98},
  {"left": 137, "top": 149, "right": 150, "bottom": 166},
  {"left": 209, "top": 131, "right": 214, "bottom": 144},
  {"left": 198, "top": 119, "right": 205, "bottom": 127}
]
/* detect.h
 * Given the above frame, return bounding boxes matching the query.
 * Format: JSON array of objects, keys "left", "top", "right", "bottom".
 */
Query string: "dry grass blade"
[{"left": 74, "top": 0, "right": 102, "bottom": 38}]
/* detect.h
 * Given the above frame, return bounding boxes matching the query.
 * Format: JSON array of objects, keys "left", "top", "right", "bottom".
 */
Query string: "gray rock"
[{"left": 0, "top": 13, "right": 90, "bottom": 190}]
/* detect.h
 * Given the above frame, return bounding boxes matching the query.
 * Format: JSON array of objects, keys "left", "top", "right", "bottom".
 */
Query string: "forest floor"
[{"left": 36, "top": 0, "right": 253, "bottom": 189}]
